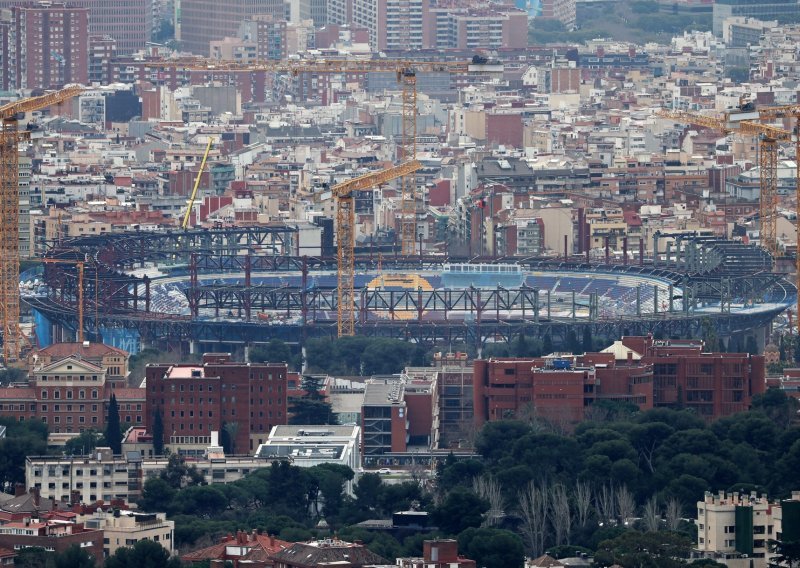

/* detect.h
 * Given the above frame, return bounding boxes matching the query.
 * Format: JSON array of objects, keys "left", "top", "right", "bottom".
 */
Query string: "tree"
[
  {"left": 434, "top": 487, "right": 489, "bottom": 535},
  {"left": 223, "top": 421, "right": 240, "bottom": 455},
  {"left": 518, "top": 482, "right": 549, "bottom": 557},
  {"left": 289, "top": 376, "right": 334, "bottom": 425},
  {"left": 616, "top": 485, "right": 636, "bottom": 526},
  {"left": 594, "top": 530, "right": 691, "bottom": 568},
  {"left": 159, "top": 454, "right": 204, "bottom": 489},
  {"left": 542, "top": 334, "right": 553, "bottom": 355},
  {"left": 0, "top": 367, "right": 26, "bottom": 385},
  {"left": 642, "top": 495, "right": 661, "bottom": 532},
  {"left": 574, "top": 481, "right": 593, "bottom": 528},
  {"left": 152, "top": 409, "right": 164, "bottom": 455},
  {"left": 173, "top": 485, "right": 228, "bottom": 517},
  {"left": 665, "top": 497, "right": 683, "bottom": 531},
  {"left": 582, "top": 327, "right": 593, "bottom": 353},
  {"left": 458, "top": 527, "right": 525, "bottom": 568},
  {"left": 0, "top": 417, "right": 48, "bottom": 484},
  {"left": 54, "top": 544, "right": 95, "bottom": 568},
  {"left": 700, "top": 317, "right": 719, "bottom": 352},
  {"left": 64, "top": 430, "right": 105, "bottom": 456},
  {"left": 138, "top": 477, "right": 177, "bottom": 513},
  {"left": 105, "top": 394, "right": 122, "bottom": 454},
  {"left": 250, "top": 338, "right": 293, "bottom": 365},
  {"left": 472, "top": 475, "right": 505, "bottom": 527},
  {"left": 770, "top": 539, "right": 800, "bottom": 568},
  {"left": 105, "top": 539, "right": 181, "bottom": 568},
  {"left": 549, "top": 483, "right": 571, "bottom": 546},
  {"left": 14, "top": 547, "right": 52, "bottom": 568}
]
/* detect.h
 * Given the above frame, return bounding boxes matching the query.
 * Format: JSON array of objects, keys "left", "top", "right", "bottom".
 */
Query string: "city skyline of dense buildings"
[{"left": 0, "top": 3, "right": 798, "bottom": 567}]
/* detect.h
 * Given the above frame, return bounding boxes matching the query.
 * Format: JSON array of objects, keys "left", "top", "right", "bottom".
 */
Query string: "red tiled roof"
[
  {"left": 110, "top": 388, "right": 145, "bottom": 400},
  {"left": 0, "top": 547, "right": 15, "bottom": 559},
  {"left": 38, "top": 342, "right": 128, "bottom": 359},
  {"left": 0, "top": 387, "right": 36, "bottom": 399},
  {"left": 182, "top": 534, "right": 291, "bottom": 563}
]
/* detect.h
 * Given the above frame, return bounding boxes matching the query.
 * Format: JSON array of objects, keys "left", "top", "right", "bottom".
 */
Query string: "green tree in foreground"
[
  {"left": 152, "top": 409, "right": 164, "bottom": 455},
  {"left": 54, "top": 545, "right": 95, "bottom": 568},
  {"left": 769, "top": 539, "right": 800, "bottom": 568},
  {"left": 105, "top": 539, "right": 181, "bottom": 568},
  {"left": 458, "top": 527, "right": 525, "bottom": 568},
  {"left": 0, "top": 417, "right": 48, "bottom": 484},
  {"left": 289, "top": 375, "right": 334, "bottom": 425},
  {"left": 105, "top": 394, "right": 122, "bottom": 454},
  {"left": 594, "top": 530, "right": 691, "bottom": 568},
  {"left": 64, "top": 429, "right": 106, "bottom": 456}
]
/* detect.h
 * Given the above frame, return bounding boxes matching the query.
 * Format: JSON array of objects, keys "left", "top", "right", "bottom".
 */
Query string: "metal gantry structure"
[
  {"left": 333, "top": 160, "right": 422, "bottom": 336},
  {"left": 657, "top": 109, "right": 791, "bottom": 257},
  {"left": 151, "top": 57, "right": 468, "bottom": 255},
  {"left": 0, "top": 85, "right": 83, "bottom": 362}
]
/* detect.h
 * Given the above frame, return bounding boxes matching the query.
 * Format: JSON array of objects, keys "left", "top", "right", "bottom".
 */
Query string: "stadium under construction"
[{"left": 21, "top": 226, "right": 795, "bottom": 355}]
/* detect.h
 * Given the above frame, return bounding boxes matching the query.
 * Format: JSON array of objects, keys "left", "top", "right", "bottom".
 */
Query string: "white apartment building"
[
  {"left": 26, "top": 445, "right": 286, "bottom": 504},
  {"left": 695, "top": 490, "right": 800, "bottom": 568},
  {"left": 352, "top": 0, "right": 424, "bottom": 51},
  {"left": 81, "top": 509, "right": 174, "bottom": 558}
]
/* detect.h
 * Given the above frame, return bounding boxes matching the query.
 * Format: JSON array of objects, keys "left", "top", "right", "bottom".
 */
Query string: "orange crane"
[
  {"left": 42, "top": 257, "right": 93, "bottom": 344},
  {"left": 148, "top": 57, "right": 468, "bottom": 254},
  {"left": 333, "top": 160, "right": 422, "bottom": 336},
  {"left": 657, "top": 109, "right": 791, "bottom": 256},
  {"left": 0, "top": 85, "right": 84, "bottom": 363}
]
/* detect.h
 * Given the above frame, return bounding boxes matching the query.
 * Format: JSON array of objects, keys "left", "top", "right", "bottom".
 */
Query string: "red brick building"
[
  {"left": 473, "top": 336, "right": 764, "bottom": 427},
  {"left": 0, "top": 343, "right": 144, "bottom": 439},
  {"left": 398, "top": 539, "right": 476, "bottom": 568},
  {"left": 0, "top": 520, "right": 103, "bottom": 564},
  {"left": 0, "top": 488, "right": 103, "bottom": 565},
  {"left": 621, "top": 336, "right": 765, "bottom": 418},
  {"left": 9, "top": 2, "right": 89, "bottom": 90},
  {"left": 145, "top": 353, "right": 288, "bottom": 455}
]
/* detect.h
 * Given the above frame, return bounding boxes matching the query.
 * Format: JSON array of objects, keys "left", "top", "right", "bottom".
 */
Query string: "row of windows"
[{"left": 41, "top": 389, "right": 98, "bottom": 399}]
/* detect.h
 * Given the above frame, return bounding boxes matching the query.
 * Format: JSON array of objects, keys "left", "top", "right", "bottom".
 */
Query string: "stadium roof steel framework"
[{"left": 25, "top": 228, "right": 795, "bottom": 350}]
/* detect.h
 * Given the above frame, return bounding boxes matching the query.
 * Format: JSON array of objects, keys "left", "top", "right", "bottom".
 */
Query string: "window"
[
  {"left": 79, "top": 390, "right": 85, "bottom": 399},
  {"left": 91, "top": 390, "right": 98, "bottom": 399},
  {"left": 41, "top": 390, "right": 48, "bottom": 399}
]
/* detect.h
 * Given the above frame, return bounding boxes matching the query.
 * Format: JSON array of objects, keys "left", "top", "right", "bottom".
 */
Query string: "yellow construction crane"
[
  {"left": 657, "top": 109, "right": 791, "bottom": 256},
  {"left": 149, "top": 58, "right": 468, "bottom": 255},
  {"left": 748, "top": 104, "right": 800, "bottom": 331},
  {"left": 333, "top": 160, "right": 422, "bottom": 336},
  {"left": 0, "top": 85, "right": 84, "bottom": 363},
  {"left": 181, "top": 137, "right": 214, "bottom": 230}
]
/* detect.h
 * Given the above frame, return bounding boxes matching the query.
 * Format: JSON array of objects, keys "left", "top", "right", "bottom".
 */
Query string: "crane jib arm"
[{"left": 332, "top": 160, "right": 423, "bottom": 197}]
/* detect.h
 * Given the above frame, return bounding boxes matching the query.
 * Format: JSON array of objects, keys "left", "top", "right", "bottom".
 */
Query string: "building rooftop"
[
  {"left": 167, "top": 366, "right": 205, "bottom": 379},
  {"left": 363, "top": 382, "right": 405, "bottom": 406}
]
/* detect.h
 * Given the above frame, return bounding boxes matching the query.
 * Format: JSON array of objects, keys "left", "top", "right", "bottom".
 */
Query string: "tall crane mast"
[
  {"left": 747, "top": 104, "right": 800, "bottom": 332},
  {"left": 0, "top": 85, "right": 83, "bottom": 363},
  {"left": 150, "top": 57, "right": 467, "bottom": 255},
  {"left": 657, "top": 109, "right": 791, "bottom": 257},
  {"left": 333, "top": 160, "right": 422, "bottom": 336}
]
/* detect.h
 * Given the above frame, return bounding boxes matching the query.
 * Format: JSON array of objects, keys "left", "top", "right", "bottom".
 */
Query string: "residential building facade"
[
  {"left": 8, "top": 2, "right": 89, "bottom": 90},
  {"left": 26, "top": 448, "right": 283, "bottom": 504},
  {"left": 81, "top": 509, "right": 175, "bottom": 559},
  {"left": 145, "top": 353, "right": 288, "bottom": 455}
]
